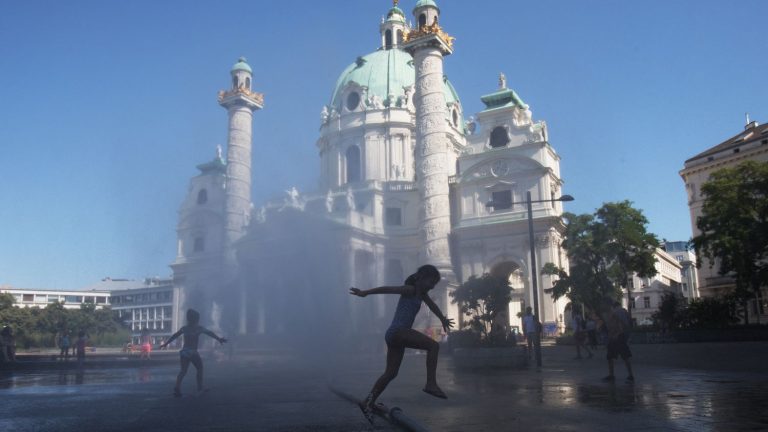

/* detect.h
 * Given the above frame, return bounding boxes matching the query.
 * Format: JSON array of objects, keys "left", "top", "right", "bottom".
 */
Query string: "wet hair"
[
  {"left": 526, "top": 306, "right": 533, "bottom": 313},
  {"left": 187, "top": 308, "right": 200, "bottom": 325},
  {"left": 404, "top": 264, "right": 441, "bottom": 287}
]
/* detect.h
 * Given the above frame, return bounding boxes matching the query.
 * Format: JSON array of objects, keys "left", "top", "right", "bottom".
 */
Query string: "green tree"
[
  {"left": 651, "top": 293, "right": 685, "bottom": 330},
  {"left": 38, "top": 301, "right": 69, "bottom": 346},
  {"left": 685, "top": 295, "right": 740, "bottom": 328},
  {"left": 691, "top": 160, "right": 768, "bottom": 324},
  {"left": 450, "top": 274, "right": 512, "bottom": 342},
  {"left": 0, "top": 293, "right": 15, "bottom": 310},
  {"left": 543, "top": 202, "right": 659, "bottom": 319}
]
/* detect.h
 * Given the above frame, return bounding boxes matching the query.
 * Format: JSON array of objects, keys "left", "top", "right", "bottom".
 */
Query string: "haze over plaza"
[{"left": 1, "top": 0, "right": 766, "bottom": 290}]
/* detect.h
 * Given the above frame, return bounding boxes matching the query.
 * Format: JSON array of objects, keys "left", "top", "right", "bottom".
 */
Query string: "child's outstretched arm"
[
  {"left": 159, "top": 328, "right": 184, "bottom": 349},
  {"left": 422, "top": 295, "right": 455, "bottom": 332},
  {"left": 202, "top": 328, "right": 227, "bottom": 344},
  {"left": 349, "top": 285, "right": 415, "bottom": 297}
]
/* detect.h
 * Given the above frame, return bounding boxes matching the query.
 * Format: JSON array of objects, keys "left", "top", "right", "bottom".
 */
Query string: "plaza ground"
[{"left": 1, "top": 342, "right": 767, "bottom": 431}]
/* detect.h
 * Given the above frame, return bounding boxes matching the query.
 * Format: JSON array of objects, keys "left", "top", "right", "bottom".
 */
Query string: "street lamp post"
[{"left": 488, "top": 191, "right": 574, "bottom": 368}]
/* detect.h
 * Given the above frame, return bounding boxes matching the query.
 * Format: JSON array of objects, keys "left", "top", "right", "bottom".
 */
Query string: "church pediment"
[{"left": 459, "top": 157, "right": 543, "bottom": 183}]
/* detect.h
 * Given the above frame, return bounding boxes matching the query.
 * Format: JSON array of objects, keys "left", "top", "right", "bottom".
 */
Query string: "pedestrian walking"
[
  {"left": 601, "top": 299, "right": 634, "bottom": 383},
  {"left": 522, "top": 307, "right": 539, "bottom": 359},
  {"left": 573, "top": 314, "right": 593, "bottom": 359},
  {"left": 586, "top": 314, "right": 598, "bottom": 350}
]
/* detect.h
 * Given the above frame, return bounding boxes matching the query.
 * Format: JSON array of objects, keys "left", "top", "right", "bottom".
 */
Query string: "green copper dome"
[
  {"left": 414, "top": 0, "right": 439, "bottom": 12},
  {"left": 231, "top": 57, "right": 252, "bottom": 74},
  {"left": 330, "top": 49, "right": 461, "bottom": 120},
  {"left": 386, "top": 6, "right": 406, "bottom": 22}
]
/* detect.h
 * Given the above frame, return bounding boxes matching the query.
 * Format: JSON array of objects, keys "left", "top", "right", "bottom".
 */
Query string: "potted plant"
[{"left": 449, "top": 274, "right": 527, "bottom": 369}]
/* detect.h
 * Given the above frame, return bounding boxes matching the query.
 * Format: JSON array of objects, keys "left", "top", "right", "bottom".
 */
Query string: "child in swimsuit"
[
  {"left": 159, "top": 309, "right": 227, "bottom": 397},
  {"left": 350, "top": 264, "right": 454, "bottom": 423}
]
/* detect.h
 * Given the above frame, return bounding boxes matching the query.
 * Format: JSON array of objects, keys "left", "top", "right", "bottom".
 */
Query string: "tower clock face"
[{"left": 491, "top": 160, "right": 509, "bottom": 177}]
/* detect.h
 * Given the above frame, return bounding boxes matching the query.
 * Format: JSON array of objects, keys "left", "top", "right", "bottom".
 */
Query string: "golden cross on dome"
[{"left": 393, "top": 0, "right": 399, "bottom": 6}]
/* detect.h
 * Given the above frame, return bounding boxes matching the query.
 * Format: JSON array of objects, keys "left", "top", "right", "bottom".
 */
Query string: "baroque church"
[{"left": 170, "top": 1, "right": 569, "bottom": 343}]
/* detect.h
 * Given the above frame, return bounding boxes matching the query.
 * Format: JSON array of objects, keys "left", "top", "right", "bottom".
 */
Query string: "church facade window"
[
  {"left": 490, "top": 126, "right": 510, "bottom": 148},
  {"left": 232, "top": 76, "right": 238, "bottom": 88},
  {"left": 193, "top": 236, "right": 205, "bottom": 253},
  {"left": 419, "top": 14, "right": 427, "bottom": 28},
  {"left": 245, "top": 77, "right": 251, "bottom": 89},
  {"left": 491, "top": 190, "right": 513, "bottom": 210},
  {"left": 346, "top": 145, "right": 361, "bottom": 183},
  {"left": 196, "top": 189, "right": 208, "bottom": 205},
  {"left": 385, "top": 29, "right": 393, "bottom": 49},
  {"left": 385, "top": 207, "right": 402, "bottom": 226}
]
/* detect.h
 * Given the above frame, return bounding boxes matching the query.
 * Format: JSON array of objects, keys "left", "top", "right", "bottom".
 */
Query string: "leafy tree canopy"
[
  {"left": 543, "top": 201, "right": 659, "bottom": 315},
  {"left": 691, "top": 160, "right": 768, "bottom": 301},
  {"left": 450, "top": 273, "right": 512, "bottom": 342}
]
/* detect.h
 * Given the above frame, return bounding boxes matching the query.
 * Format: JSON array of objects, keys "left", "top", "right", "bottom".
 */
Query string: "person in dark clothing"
[{"left": 350, "top": 264, "right": 454, "bottom": 424}]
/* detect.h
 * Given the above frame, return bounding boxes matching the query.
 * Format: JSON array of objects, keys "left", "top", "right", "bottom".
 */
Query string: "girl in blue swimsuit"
[{"left": 350, "top": 264, "right": 454, "bottom": 423}]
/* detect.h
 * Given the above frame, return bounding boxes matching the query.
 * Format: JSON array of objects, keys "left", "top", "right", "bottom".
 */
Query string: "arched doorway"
[{"left": 490, "top": 261, "right": 526, "bottom": 336}]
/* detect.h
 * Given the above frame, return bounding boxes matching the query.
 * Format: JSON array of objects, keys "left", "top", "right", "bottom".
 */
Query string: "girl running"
[
  {"left": 349, "top": 264, "right": 454, "bottom": 423},
  {"left": 159, "top": 309, "right": 227, "bottom": 397}
]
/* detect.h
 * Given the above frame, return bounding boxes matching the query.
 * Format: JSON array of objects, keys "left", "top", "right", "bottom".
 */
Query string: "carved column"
[
  {"left": 219, "top": 91, "right": 263, "bottom": 267},
  {"left": 224, "top": 106, "right": 254, "bottom": 253},
  {"left": 412, "top": 47, "right": 452, "bottom": 273},
  {"left": 403, "top": 23, "right": 457, "bottom": 330},
  {"left": 218, "top": 76, "right": 263, "bottom": 335}
]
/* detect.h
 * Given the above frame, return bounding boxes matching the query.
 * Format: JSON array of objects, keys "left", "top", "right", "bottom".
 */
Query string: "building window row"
[
  {"left": 111, "top": 291, "right": 172, "bottom": 305},
  {"left": 15, "top": 293, "right": 107, "bottom": 305}
]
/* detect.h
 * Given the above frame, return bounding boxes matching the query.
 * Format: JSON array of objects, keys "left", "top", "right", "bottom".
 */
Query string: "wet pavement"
[{"left": 1, "top": 344, "right": 767, "bottom": 431}]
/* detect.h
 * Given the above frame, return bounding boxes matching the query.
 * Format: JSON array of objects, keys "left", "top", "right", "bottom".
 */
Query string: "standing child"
[
  {"left": 75, "top": 331, "right": 88, "bottom": 367},
  {"left": 159, "top": 309, "right": 227, "bottom": 397},
  {"left": 59, "top": 332, "right": 71, "bottom": 361},
  {"left": 1, "top": 327, "right": 16, "bottom": 362},
  {"left": 349, "top": 264, "right": 454, "bottom": 424},
  {"left": 140, "top": 329, "right": 152, "bottom": 360}
]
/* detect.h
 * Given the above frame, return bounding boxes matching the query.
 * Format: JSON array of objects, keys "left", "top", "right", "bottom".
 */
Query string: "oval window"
[{"left": 346, "top": 92, "right": 360, "bottom": 111}]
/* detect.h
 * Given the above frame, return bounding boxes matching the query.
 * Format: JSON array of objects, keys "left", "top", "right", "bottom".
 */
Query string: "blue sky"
[{"left": 1, "top": 0, "right": 766, "bottom": 290}]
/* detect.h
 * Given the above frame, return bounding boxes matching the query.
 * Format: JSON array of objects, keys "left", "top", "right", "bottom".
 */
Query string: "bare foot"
[
  {"left": 423, "top": 385, "right": 447, "bottom": 399},
  {"left": 358, "top": 401, "right": 374, "bottom": 424}
]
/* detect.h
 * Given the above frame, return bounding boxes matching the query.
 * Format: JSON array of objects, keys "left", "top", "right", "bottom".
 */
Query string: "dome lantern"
[
  {"left": 380, "top": 0, "right": 407, "bottom": 50},
  {"left": 413, "top": 0, "right": 440, "bottom": 29},
  {"left": 230, "top": 57, "right": 252, "bottom": 91}
]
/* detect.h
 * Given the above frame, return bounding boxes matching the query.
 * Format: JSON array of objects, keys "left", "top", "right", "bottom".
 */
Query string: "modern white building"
[
  {"left": 0, "top": 287, "right": 110, "bottom": 310},
  {"left": 88, "top": 278, "right": 182, "bottom": 345},
  {"left": 622, "top": 248, "right": 683, "bottom": 326},
  {"left": 171, "top": 1, "right": 570, "bottom": 340}
]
